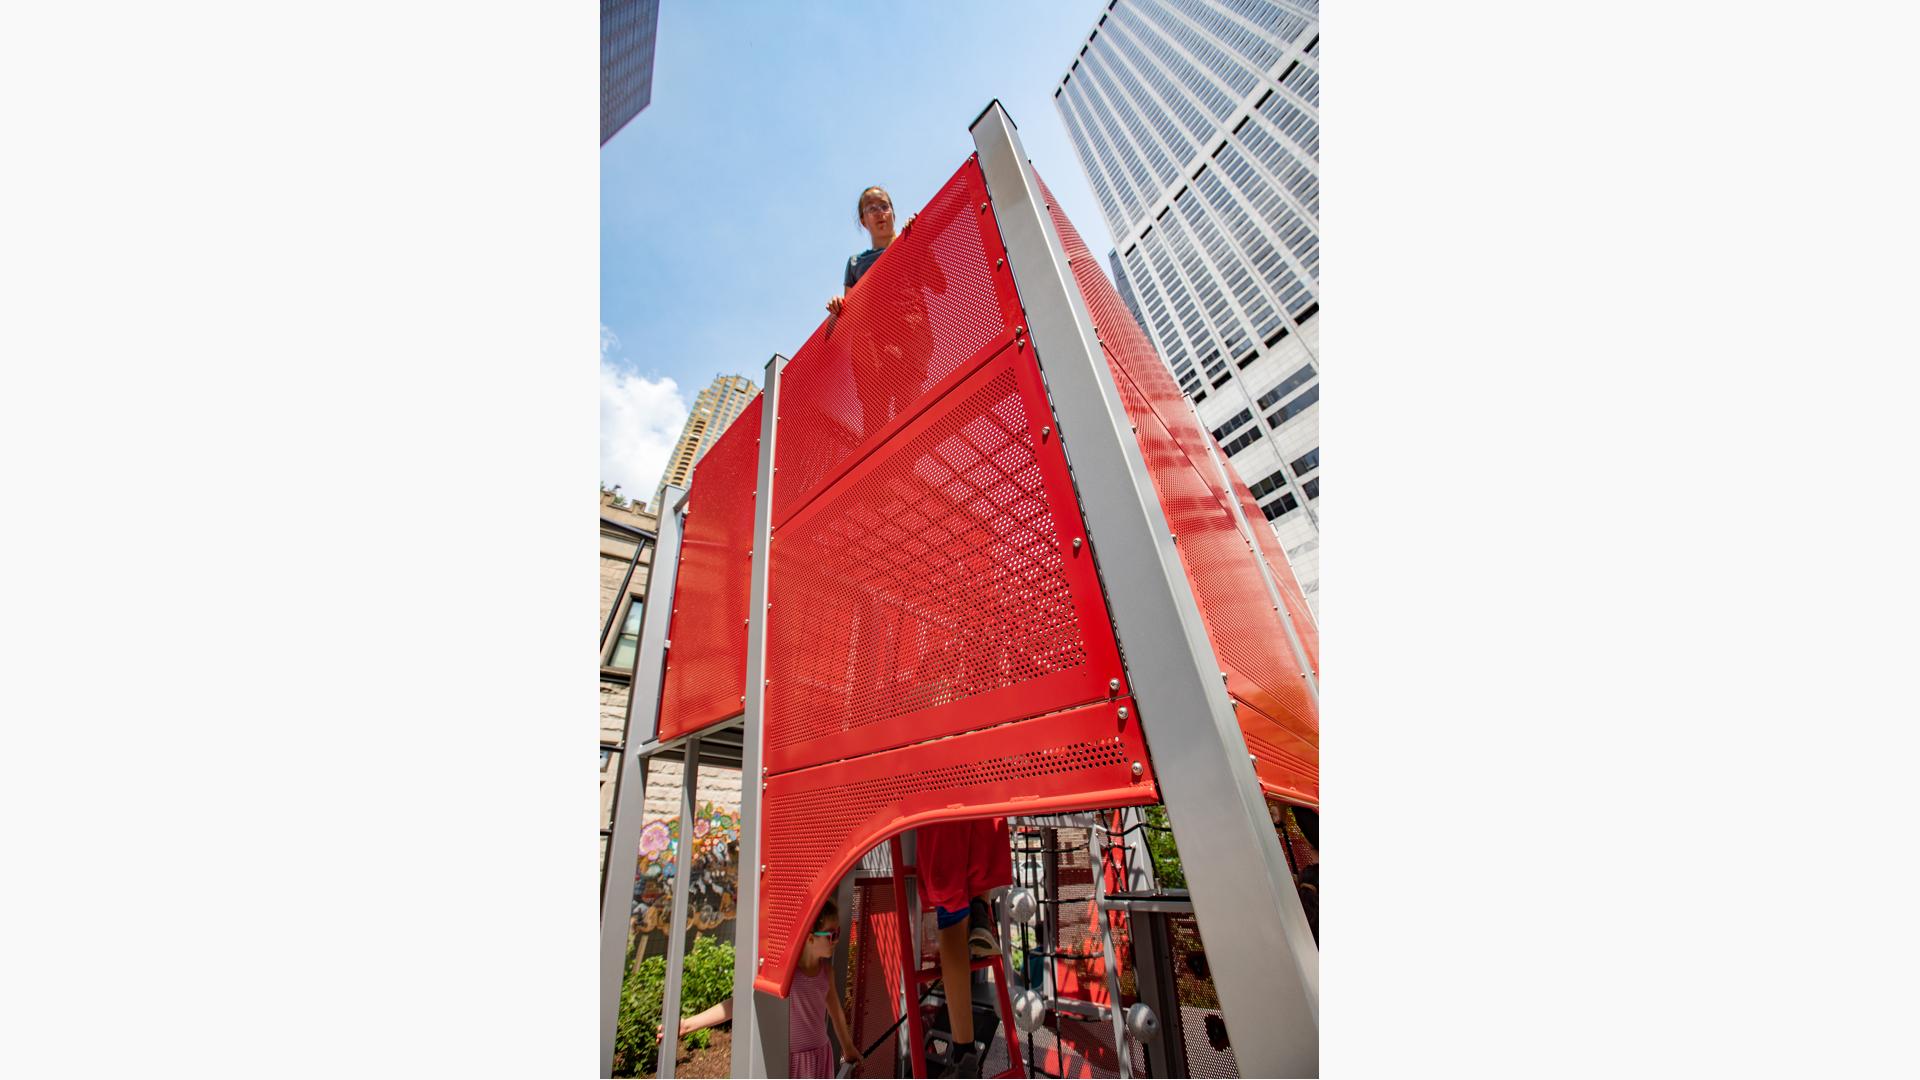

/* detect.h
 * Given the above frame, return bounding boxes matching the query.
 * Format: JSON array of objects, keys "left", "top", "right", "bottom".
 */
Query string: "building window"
[
  {"left": 1291, "top": 448, "right": 1319, "bottom": 476},
  {"left": 1257, "top": 365, "right": 1316, "bottom": 410},
  {"left": 1302, "top": 477, "right": 1319, "bottom": 500},
  {"left": 1210, "top": 409, "right": 1253, "bottom": 442},
  {"left": 1267, "top": 384, "right": 1319, "bottom": 428},
  {"left": 601, "top": 747, "right": 614, "bottom": 773},
  {"left": 1261, "top": 492, "right": 1299, "bottom": 520},
  {"left": 1221, "top": 426, "right": 1263, "bottom": 456},
  {"left": 607, "top": 598, "right": 644, "bottom": 671},
  {"left": 1248, "top": 467, "right": 1289, "bottom": 500}
]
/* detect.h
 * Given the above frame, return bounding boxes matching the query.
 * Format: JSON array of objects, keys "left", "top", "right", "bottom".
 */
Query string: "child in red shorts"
[{"left": 916, "top": 816, "right": 1013, "bottom": 1077}]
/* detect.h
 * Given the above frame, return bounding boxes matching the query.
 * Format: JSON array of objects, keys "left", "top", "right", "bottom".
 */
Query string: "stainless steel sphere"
[
  {"left": 1006, "top": 887, "right": 1038, "bottom": 925},
  {"left": 1011, "top": 989, "right": 1046, "bottom": 1034},
  {"left": 1125, "top": 1002, "right": 1161, "bottom": 1043}
]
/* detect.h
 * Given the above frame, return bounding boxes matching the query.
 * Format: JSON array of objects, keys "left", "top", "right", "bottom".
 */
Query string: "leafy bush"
[
  {"left": 612, "top": 935, "right": 736, "bottom": 1076},
  {"left": 1143, "top": 805, "right": 1186, "bottom": 889}
]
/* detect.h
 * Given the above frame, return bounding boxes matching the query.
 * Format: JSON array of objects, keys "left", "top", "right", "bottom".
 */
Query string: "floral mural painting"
[{"left": 630, "top": 802, "right": 740, "bottom": 936}]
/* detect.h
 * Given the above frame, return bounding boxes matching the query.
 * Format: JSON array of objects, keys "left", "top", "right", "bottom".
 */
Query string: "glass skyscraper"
[
  {"left": 1055, "top": 0, "right": 1320, "bottom": 613},
  {"left": 602, "top": 0, "right": 661, "bottom": 146}
]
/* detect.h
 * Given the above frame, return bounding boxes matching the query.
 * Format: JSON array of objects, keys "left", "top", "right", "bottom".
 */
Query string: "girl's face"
[
  {"left": 805, "top": 917, "right": 840, "bottom": 963},
  {"left": 860, "top": 192, "right": 894, "bottom": 238}
]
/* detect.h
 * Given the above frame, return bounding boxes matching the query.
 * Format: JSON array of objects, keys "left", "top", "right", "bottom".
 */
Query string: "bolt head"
[
  {"left": 1108, "top": 678, "right": 1119, "bottom": 693},
  {"left": 1117, "top": 707, "right": 1129, "bottom": 720},
  {"left": 1130, "top": 761, "right": 1144, "bottom": 779}
]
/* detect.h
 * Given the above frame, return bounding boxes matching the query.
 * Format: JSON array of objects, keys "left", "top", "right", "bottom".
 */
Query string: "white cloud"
[{"left": 600, "top": 342, "right": 688, "bottom": 512}]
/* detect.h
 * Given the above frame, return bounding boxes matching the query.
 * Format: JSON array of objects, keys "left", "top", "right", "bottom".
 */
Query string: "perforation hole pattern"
[
  {"left": 766, "top": 359, "right": 1090, "bottom": 763},
  {"left": 773, "top": 160, "right": 1016, "bottom": 527},
  {"left": 757, "top": 714, "right": 1142, "bottom": 996},
  {"left": 1035, "top": 168, "right": 1319, "bottom": 798},
  {"left": 657, "top": 400, "right": 761, "bottom": 739}
]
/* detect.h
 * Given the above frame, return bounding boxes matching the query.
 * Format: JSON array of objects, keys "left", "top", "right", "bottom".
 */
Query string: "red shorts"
[{"left": 915, "top": 817, "right": 1013, "bottom": 916}]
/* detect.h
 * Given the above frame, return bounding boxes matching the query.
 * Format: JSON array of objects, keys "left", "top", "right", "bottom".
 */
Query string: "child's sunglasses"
[{"left": 810, "top": 928, "right": 840, "bottom": 943}]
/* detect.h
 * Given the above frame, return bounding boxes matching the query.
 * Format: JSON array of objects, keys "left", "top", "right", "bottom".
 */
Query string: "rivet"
[
  {"left": 1072, "top": 537, "right": 1083, "bottom": 551},
  {"left": 996, "top": 258, "right": 1005, "bottom": 269},
  {"left": 980, "top": 202, "right": 989, "bottom": 212},
  {"left": 1249, "top": 754, "right": 1257, "bottom": 766},
  {"left": 1131, "top": 761, "right": 1144, "bottom": 779},
  {"left": 762, "top": 864, "right": 768, "bottom": 872},
  {"left": 1041, "top": 425, "right": 1051, "bottom": 438},
  {"left": 1108, "top": 678, "right": 1119, "bottom": 693},
  {"left": 1221, "top": 672, "right": 1229, "bottom": 683},
  {"left": 1117, "top": 707, "right": 1129, "bottom": 720}
]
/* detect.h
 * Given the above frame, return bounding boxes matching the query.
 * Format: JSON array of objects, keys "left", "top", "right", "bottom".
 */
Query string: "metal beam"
[
  {"left": 657, "top": 736, "right": 703, "bottom": 1079},
  {"left": 972, "top": 100, "right": 1318, "bottom": 1076},
  {"left": 600, "top": 484, "right": 688, "bottom": 1076},
  {"left": 732, "top": 354, "right": 790, "bottom": 1077}
]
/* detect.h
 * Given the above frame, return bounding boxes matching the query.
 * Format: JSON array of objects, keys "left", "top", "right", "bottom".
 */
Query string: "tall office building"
[
  {"left": 602, "top": 0, "right": 661, "bottom": 146},
  {"left": 1055, "top": 0, "right": 1321, "bottom": 613},
  {"left": 652, "top": 374, "right": 758, "bottom": 514}
]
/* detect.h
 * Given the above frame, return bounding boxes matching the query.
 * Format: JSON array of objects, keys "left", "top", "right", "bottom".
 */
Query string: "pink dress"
[{"left": 787, "top": 962, "right": 836, "bottom": 1078}]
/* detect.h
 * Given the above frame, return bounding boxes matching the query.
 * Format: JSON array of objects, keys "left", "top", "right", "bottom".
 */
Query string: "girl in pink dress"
[{"left": 673, "top": 901, "right": 858, "bottom": 1078}]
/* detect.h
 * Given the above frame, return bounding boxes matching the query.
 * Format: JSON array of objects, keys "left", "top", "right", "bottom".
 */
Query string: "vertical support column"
[
  {"left": 600, "top": 485, "right": 688, "bottom": 1077},
  {"left": 1116, "top": 808, "right": 1157, "bottom": 893},
  {"left": 972, "top": 100, "right": 1318, "bottom": 1076},
  {"left": 1088, "top": 833, "right": 1132, "bottom": 1080},
  {"left": 1126, "top": 912, "right": 1187, "bottom": 1080},
  {"left": 732, "top": 354, "right": 789, "bottom": 1078},
  {"left": 1194, "top": 427, "right": 1320, "bottom": 699},
  {"left": 656, "top": 737, "right": 703, "bottom": 1080}
]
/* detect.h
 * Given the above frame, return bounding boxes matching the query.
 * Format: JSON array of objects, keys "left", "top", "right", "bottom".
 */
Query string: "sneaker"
[
  {"left": 968, "top": 895, "right": 999, "bottom": 958},
  {"left": 929, "top": 1041, "right": 985, "bottom": 1079}
]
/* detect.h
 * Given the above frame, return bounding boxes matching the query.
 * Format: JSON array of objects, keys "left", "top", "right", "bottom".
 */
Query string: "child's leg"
[{"left": 936, "top": 913, "right": 976, "bottom": 1046}]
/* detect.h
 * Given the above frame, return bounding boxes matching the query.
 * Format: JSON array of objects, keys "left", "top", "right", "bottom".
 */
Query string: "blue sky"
[{"left": 600, "top": 0, "right": 1116, "bottom": 506}]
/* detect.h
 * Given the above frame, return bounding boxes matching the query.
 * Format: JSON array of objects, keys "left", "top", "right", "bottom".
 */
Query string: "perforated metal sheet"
[
  {"left": 1228, "top": 470, "right": 1320, "bottom": 674},
  {"left": 849, "top": 873, "right": 903, "bottom": 1080},
  {"left": 657, "top": 399, "right": 760, "bottom": 741},
  {"left": 1034, "top": 169, "right": 1320, "bottom": 808},
  {"left": 773, "top": 158, "right": 1024, "bottom": 529},
  {"left": 755, "top": 699, "right": 1156, "bottom": 997},
  {"left": 764, "top": 347, "right": 1128, "bottom": 775},
  {"left": 1168, "top": 912, "right": 1240, "bottom": 1078}
]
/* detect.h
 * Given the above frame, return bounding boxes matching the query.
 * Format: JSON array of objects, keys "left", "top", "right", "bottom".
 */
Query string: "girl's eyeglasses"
[{"left": 810, "top": 928, "right": 840, "bottom": 943}]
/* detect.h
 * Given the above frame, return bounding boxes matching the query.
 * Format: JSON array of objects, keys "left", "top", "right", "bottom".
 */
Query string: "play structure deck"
[{"left": 600, "top": 102, "right": 1319, "bottom": 1078}]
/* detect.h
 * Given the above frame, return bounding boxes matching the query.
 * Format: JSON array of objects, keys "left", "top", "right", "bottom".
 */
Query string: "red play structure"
[{"left": 602, "top": 103, "right": 1318, "bottom": 1079}]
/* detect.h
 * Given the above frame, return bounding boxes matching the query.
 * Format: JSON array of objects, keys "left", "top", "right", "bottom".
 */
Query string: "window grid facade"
[
  {"left": 1057, "top": 0, "right": 1320, "bottom": 612},
  {"left": 601, "top": 0, "right": 661, "bottom": 146}
]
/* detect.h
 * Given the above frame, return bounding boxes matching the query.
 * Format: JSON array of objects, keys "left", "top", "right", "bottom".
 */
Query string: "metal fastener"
[
  {"left": 1221, "top": 672, "right": 1229, "bottom": 683},
  {"left": 996, "top": 258, "right": 1005, "bottom": 269},
  {"left": 1108, "top": 678, "right": 1119, "bottom": 693},
  {"left": 1117, "top": 707, "right": 1129, "bottom": 720},
  {"left": 1072, "top": 538, "right": 1083, "bottom": 551},
  {"left": 1130, "top": 761, "right": 1144, "bottom": 779},
  {"left": 979, "top": 201, "right": 988, "bottom": 212},
  {"left": 1041, "top": 425, "right": 1051, "bottom": 438}
]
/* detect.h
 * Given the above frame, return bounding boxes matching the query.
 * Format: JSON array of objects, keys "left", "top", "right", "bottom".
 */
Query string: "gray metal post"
[
  {"left": 1088, "top": 832, "right": 1132, "bottom": 1079},
  {"left": 972, "top": 100, "right": 1319, "bottom": 1076},
  {"left": 1193, "top": 423, "right": 1320, "bottom": 699},
  {"left": 1126, "top": 912, "right": 1187, "bottom": 1080},
  {"left": 732, "top": 354, "right": 790, "bottom": 1078},
  {"left": 1117, "top": 808, "right": 1157, "bottom": 893},
  {"left": 656, "top": 737, "right": 703, "bottom": 1080},
  {"left": 600, "top": 485, "right": 688, "bottom": 1076}
]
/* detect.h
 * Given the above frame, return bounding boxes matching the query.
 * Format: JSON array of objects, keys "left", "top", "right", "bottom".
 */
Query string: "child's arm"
[
  {"left": 826, "top": 979, "right": 859, "bottom": 1063},
  {"left": 676, "top": 996, "right": 734, "bottom": 1038}
]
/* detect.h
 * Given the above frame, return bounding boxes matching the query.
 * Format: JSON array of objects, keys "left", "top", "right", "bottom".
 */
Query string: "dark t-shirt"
[{"left": 844, "top": 247, "right": 885, "bottom": 290}]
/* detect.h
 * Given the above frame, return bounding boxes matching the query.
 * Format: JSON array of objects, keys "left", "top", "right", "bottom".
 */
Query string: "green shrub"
[
  {"left": 612, "top": 936, "right": 737, "bottom": 1077},
  {"left": 1143, "top": 805, "right": 1186, "bottom": 889}
]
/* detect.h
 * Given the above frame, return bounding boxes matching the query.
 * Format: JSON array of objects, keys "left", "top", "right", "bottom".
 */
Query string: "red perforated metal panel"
[
  {"left": 773, "top": 159, "right": 1024, "bottom": 529},
  {"left": 1032, "top": 170, "right": 1320, "bottom": 808},
  {"left": 657, "top": 399, "right": 761, "bottom": 741},
  {"left": 755, "top": 699, "right": 1156, "bottom": 997},
  {"left": 764, "top": 347, "right": 1127, "bottom": 774},
  {"left": 1227, "top": 468, "right": 1319, "bottom": 674}
]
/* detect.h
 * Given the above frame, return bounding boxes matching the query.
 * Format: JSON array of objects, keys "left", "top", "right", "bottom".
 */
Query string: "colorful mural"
[{"left": 630, "top": 801, "right": 740, "bottom": 935}]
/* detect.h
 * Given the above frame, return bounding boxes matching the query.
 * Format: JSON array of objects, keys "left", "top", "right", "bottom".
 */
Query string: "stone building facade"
[{"left": 599, "top": 491, "right": 744, "bottom": 947}]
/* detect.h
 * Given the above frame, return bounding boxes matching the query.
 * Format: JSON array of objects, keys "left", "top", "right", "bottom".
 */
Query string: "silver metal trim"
[
  {"left": 972, "top": 100, "right": 1318, "bottom": 1076},
  {"left": 600, "top": 483, "right": 688, "bottom": 1076},
  {"left": 656, "top": 735, "right": 702, "bottom": 1080},
  {"left": 732, "top": 354, "right": 789, "bottom": 1077}
]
